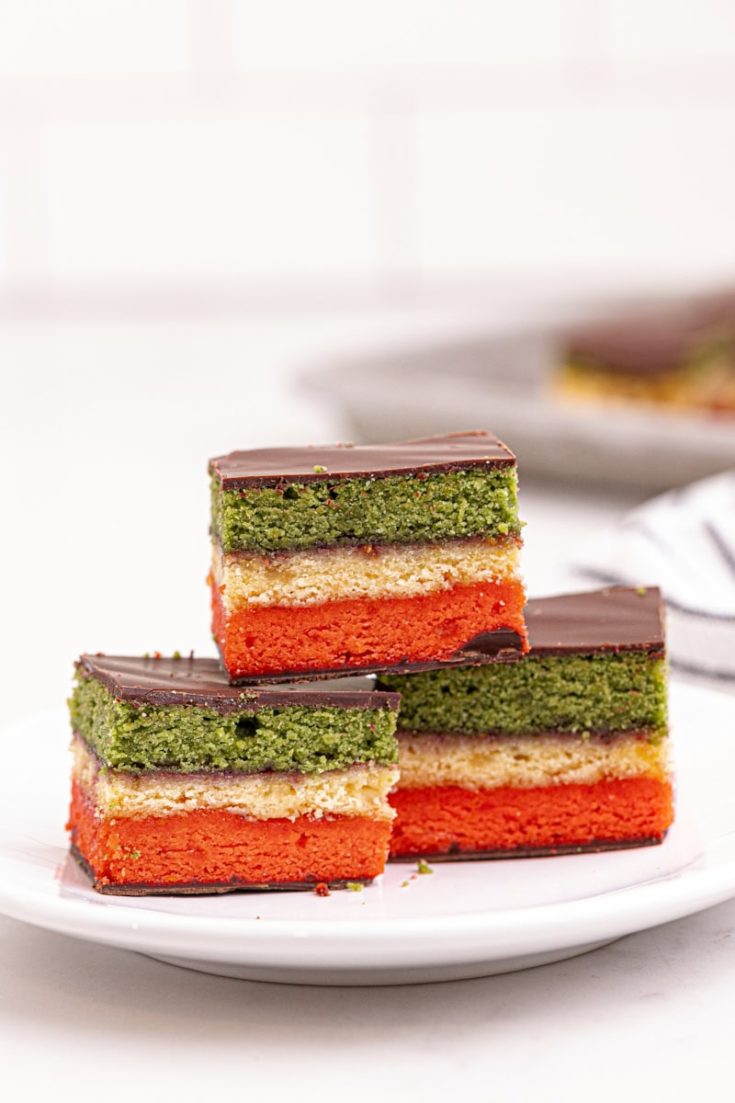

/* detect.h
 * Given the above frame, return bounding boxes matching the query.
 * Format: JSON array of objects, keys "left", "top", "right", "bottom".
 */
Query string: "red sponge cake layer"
[
  {"left": 212, "top": 577, "right": 527, "bottom": 680},
  {"left": 68, "top": 781, "right": 391, "bottom": 892},
  {"left": 389, "top": 778, "right": 674, "bottom": 859}
]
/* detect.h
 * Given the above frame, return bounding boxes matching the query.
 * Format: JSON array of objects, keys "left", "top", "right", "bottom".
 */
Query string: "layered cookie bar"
[
  {"left": 68, "top": 654, "right": 400, "bottom": 894},
  {"left": 209, "top": 431, "right": 526, "bottom": 681},
  {"left": 379, "top": 587, "right": 672, "bottom": 859},
  {"left": 559, "top": 307, "right": 735, "bottom": 414}
]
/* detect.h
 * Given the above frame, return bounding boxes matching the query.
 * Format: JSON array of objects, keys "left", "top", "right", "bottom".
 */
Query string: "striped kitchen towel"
[{"left": 575, "top": 470, "right": 735, "bottom": 684}]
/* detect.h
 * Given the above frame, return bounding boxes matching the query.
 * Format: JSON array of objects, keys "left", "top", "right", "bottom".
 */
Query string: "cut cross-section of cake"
[
  {"left": 209, "top": 431, "right": 526, "bottom": 682},
  {"left": 67, "top": 654, "right": 400, "bottom": 894},
  {"left": 378, "top": 586, "right": 673, "bottom": 859}
]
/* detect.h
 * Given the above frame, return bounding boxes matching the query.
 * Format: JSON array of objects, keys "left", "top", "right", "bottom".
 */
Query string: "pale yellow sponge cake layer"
[
  {"left": 396, "top": 731, "right": 669, "bottom": 791},
  {"left": 72, "top": 738, "right": 398, "bottom": 822},
  {"left": 213, "top": 536, "right": 520, "bottom": 611}
]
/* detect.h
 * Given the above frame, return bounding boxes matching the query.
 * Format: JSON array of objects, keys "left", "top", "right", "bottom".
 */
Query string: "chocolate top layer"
[
  {"left": 566, "top": 314, "right": 713, "bottom": 377},
  {"left": 77, "top": 655, "right": 400, "bottom": 713},
  {"left": 693, "top": 290, "right": 735, "bottom": 327},
  {"left": 209, "top": 431, "right": 515, "bottom": 489},
  {"left": 524, "top": 586, "right": 665, "bottom": 657}
]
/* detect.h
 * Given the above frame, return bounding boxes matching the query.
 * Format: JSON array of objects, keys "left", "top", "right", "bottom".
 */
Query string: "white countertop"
[
  {"left": 0, "top": 315, "right": 727, "bottom": 1100},
  {"left": 1, "top": 895, "right": 731, "bottom": 1102},
  {"left": 1, "top": 891, "right": 728, "bottom": 1098}
]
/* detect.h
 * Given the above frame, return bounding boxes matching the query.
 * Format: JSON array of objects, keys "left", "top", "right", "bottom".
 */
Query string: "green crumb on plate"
[
  {"left": 172, "top": 650, "right": 182, "bottom": 660},
  {"left": 312, "top": 464, "right": 328, "bottom": 473},
  {"left": 417, "top": 860, "right": 434, "bottom": 875},
  {"left": 346, "top": 882, "right": 364, "bottom": 892},
  {"left": 400, "top": 880, "right": 410, "bottom": 888}
]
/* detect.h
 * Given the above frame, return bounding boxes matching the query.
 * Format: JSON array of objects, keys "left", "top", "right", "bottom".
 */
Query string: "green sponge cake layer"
[
  {"left": 70, "top": 658, "right": 399, "bottom": 774},
  {"left": 379, "top": 651, "right": 667, "bottom": 737},
  {"left": 211, "top": 468, "right": 520, "bottom": 553}
]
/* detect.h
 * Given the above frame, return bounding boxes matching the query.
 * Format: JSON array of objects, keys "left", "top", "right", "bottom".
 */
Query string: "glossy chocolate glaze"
[
  {"left": 522, "top": 585, "right": 665, "bottom": 657},
  {"left": 76, "top": 654, "right": 400, "bottom": 712},
  {"left": 210, "top": 430, "right": 515, "bottom": 489},
  {"left": 566, "top": 312, "right": 714, "bottom": 377}
]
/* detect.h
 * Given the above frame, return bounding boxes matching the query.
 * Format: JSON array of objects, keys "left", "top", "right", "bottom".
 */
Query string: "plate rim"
[{"left": 1, "top": 850, "right": 734, "bottom": 960}]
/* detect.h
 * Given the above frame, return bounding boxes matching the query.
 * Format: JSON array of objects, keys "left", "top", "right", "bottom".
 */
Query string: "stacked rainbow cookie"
[
  {"left": 208, "top": 432, "right": 527, "bottom": 681},
  {"left": 68, "top": 655, "right": 400, "bottom": 893},
  {"left": 380, "top": 587, "right": 672, "bottom": 859},
  {"left": 67, "top": 431, "right": 673, "bottom": 896}
]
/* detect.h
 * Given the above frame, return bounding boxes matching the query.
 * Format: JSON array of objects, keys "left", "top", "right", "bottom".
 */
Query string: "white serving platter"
[{"left": 302, "top": 330, "right": 735, "bottom": 492}]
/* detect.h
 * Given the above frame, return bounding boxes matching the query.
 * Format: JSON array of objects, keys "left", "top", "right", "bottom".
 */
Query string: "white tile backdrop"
[
  {"left": 0, "top": 0, "right": 734, "bottom": 313},
  {"left": 0, "top": 0, "right": 191, "bottom": 76},
  {"left": 45, "top": 117, "right": 377, "bottom": 279},
  {"left": 231, "top": 1, "right": 570, "bottom": 70}
]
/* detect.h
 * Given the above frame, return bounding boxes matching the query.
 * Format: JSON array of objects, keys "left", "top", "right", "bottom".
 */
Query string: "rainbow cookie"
[
  {"left": 379, "top": 587, "right": 672, "bottom": 859},
  {"left": 209, "top": 431, "right": 526, "bottom": 682},
  {"left": 67, "top": 654, "right": 400, "bottom": 894},
  {"left": 559, "top": 308, "right": 735, "bottom": 414}
]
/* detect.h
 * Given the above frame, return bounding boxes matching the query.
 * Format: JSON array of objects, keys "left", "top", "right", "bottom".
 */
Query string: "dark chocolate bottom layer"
[
  {"left": 219, "top": 636, "right": 524, "bottom": 685},
  {"left": 389, "top": 834, "right": 667, "bottom": 862}
]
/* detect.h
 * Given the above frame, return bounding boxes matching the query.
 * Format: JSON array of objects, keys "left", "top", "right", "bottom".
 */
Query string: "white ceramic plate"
[{"left": 2, "top": 680, "right": 734, "bottom": 986}]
